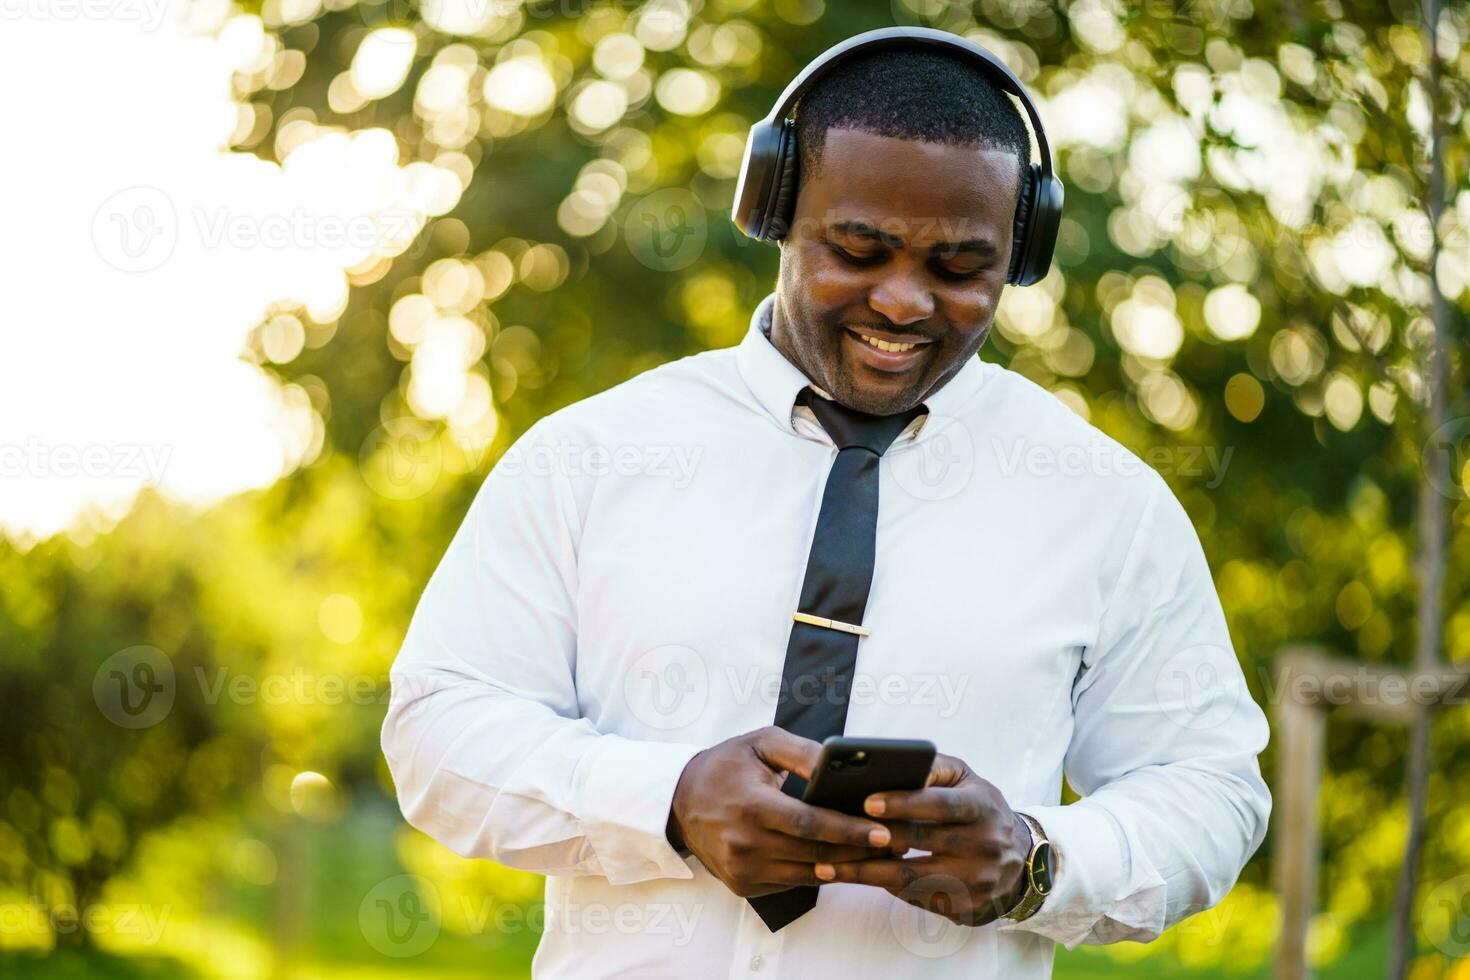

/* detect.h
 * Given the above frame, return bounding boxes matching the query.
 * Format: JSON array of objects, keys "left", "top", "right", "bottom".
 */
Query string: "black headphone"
[{"left": 731, "top": 27, "right": 1064, "bottom": 287}]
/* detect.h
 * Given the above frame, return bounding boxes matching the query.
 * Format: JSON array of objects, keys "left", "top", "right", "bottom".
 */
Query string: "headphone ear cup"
[
  {"left": 1006, "top": 163, "right": 1038, "bottom": 285},
  {"left": 762, "top": 119, "right": 800, "bottom": 241}
]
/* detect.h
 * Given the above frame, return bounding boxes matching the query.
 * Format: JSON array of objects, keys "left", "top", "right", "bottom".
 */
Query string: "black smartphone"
[{"left": 801, "top": 736, "right": 936, "bottom": 817}]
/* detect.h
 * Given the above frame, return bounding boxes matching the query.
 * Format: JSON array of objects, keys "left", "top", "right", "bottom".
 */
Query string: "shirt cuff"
[
  {"left": 997, "top": 802, "right": 1167, "bottom": 948},
  {"left": 579, "top": 736, "right": 705, "bottom": 885}
]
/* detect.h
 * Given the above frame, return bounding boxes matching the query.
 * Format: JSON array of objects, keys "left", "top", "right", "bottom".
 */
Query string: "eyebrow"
[{"left": 829, "top": 220, "right": 999, "bottom": 258}]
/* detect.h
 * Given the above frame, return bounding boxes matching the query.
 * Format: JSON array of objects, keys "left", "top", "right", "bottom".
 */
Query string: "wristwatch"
[{"left": 1002, "top": 812, "right": 1054, "bottom": 922}]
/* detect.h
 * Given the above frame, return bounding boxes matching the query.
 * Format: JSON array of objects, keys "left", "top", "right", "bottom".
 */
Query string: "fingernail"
[
  {"left": 868, "top": 827, "right": 891, "bottom": 846},
  {"left": 815, "top": 863, "right": 835, "bottom": 881},
  {"left": 865, "top": 797, "right": 885, "bottom": 816}
]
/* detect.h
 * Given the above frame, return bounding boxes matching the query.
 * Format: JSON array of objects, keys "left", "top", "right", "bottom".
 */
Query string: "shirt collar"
[{"left": 734, "top": 292, "right": 992, "bottom": 437}]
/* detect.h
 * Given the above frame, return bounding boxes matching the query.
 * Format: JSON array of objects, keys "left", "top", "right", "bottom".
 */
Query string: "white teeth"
[{"left": 858, "top": 333, "right": 917, "bottom": 353}]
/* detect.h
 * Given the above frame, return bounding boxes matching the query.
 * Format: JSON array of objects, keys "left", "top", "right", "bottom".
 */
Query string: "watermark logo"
[
  {"left": 1423, "top": 875, "right": 1470, "bottom": 958},
  {"left": 625, "top": 189, "right": 707, "bottom": 272},
  {"left": 623, "top": 644, "right": 709, "bottom": 731},
  {"left": 92, "top": 186, "right": 177, "bottom": 273},
  {"left": 360, "top": 875, "right": 442, "bottom": 958},
  {"left": 1153, "top": 645, "right": 1246, "bottom": 732},
  {"left": 360, "top": 420, "right": 444, "bottom": 501},
  {"left": 888, "top": 874, "right": 973, "bottom": 959},
  {"left": 93, "top": 645, "right": 175, "bottom": 729},
  {"left": 1422, "top": 416, "right": 1470, "bottom": 501},
  {"left": 891, "top": 415, "right": 974, "bottom": 502}
]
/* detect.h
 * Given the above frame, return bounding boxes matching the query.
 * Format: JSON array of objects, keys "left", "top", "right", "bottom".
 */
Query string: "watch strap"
[{"left": 1003, "top": 812, "right": 1050, "bottom": 922}]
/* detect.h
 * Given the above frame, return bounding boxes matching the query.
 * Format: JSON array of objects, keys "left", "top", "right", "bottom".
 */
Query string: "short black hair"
[{"left": 793, "top": 45, "right": 1031, "bottom": 206}]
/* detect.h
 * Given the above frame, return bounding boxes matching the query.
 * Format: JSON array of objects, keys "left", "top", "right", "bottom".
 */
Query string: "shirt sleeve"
[
  {"left": 380, "top": 420, "right": 705, "bottom": 885},
  {"left": 1000, "top": 472, "right": 1272, "bottom": 948}
]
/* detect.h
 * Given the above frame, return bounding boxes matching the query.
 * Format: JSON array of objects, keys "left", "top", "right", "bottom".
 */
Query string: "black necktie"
[{"left": 748, "top": 388, "right": 928, "bottom": 932}]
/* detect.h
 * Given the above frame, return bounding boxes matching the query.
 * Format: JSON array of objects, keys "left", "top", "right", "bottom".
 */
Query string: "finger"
[
  {"left": 864, "top": 785, "right": 990, "bottom": 823},
  {"left": 880, "top": 820, "right": 968, "bottom": 855},
  {"left": 746, "top": 860, "right": 826, "bottom": 889},
  {"left": 819, "top": 857, "right": 911, "bottom": 890},
  {"left": 823, "top": 856, "right": 1010, "bottom": 926},
  {"left": 891, "top": 864, "right": 990, "bottom": 923},
  {"left": 924, "top": 752, "right": 968, "bottom": 788},
  {"left": 816, "top": 856, "right": 963, "bottom": 895},
  {"left": 757, "top": 792, "right": 892, "bottom": 848},
  {"left": 755, "top": 831, "right": 889, "bottom": 865},
  {"left": 748, "top": 726, "right": 822, "bottom": 781}
]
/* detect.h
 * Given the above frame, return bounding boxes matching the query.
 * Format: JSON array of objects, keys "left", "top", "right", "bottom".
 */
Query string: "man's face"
[{"left": 771, "top": 127, "right": 1022, "bottom": 416}]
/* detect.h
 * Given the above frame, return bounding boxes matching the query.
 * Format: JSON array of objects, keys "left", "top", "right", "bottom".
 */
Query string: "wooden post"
[
  {"left": 1274, "top": 685, "right": 1325, "bottom": 980},
  {"left": 1272, "top": 647, "right": 1469, "bottom": 979}
]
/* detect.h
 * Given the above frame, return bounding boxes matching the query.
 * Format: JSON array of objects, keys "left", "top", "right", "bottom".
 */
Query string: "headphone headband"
[
  {"left": 762, "top": 27, "right": 1054, "bottom": 182},
  {"left": 731, "top": 26, "right": 1064, "bottom": 287}
]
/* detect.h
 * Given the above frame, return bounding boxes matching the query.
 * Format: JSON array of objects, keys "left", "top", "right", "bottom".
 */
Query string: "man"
[{"left": 382, "top": 39, "right": 1270, "bottom": 978}]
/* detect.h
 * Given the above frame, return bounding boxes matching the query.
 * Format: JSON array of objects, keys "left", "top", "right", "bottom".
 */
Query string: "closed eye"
[
  {"left": 829, "top": 244, "right": 882, "bottom": 267},
  {"left": 829, "top": 239, "right": 990, "bottom": 282},
  {"left": 934, "top": 264, "right": 987, "bottom": 282}
]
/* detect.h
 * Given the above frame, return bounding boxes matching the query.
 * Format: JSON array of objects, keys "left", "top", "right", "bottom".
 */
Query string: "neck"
[{"left": 765, "top": 293, "right": 810, "bottom": 382}]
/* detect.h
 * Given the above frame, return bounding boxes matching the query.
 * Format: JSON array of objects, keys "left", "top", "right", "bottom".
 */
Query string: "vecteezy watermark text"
[
  {"left": 991, "top": 435, "right": 1234, "bottom": 488},
  {"left": 0, "top": 438, "right": 171, "bottom": 482},
  {"left": 93, "top": 185, "right": 429, "bottom": 274},
  {"left": 357, "top": 874, "right": 704, "bottom": 958},
  {"left": 0, "top": 899, "right": 172, "bottom": 946},
  {"left": 0, "top": 0, "right": 171, "bottom": 31},
  {"left": 497, "top": 441, "right": 704, "bottom": 489},
  {"left": 194, "top": 666, "right": 389, "bottom": 707}
]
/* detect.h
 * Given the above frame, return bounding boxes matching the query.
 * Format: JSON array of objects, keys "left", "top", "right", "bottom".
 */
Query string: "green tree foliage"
[{"left": 3, "top": 0, "right": 1468, "bottom": 974}]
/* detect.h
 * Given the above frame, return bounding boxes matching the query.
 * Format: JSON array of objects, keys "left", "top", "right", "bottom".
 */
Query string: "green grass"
[
  {"left": 3, "top": 922, "right": 1405, "bottom": 980},
  {"left": 1054, "top": 922, "right": 1395, "bottom": 979},
  {"left": 0, "top": 804, "right": 1411, "bottom": 979},
  {"left": 0, "top": 948, "right": 205, "bottom": 979}
]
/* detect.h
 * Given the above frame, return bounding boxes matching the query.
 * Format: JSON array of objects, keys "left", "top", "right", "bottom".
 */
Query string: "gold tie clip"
[{"left": 792, "top": 611, "right": 870, "bottom": 637}]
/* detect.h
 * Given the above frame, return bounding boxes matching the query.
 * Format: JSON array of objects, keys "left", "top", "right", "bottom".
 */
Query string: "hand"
[
  {"left": 668, "top": 726, "right": 895, "bottom": 898},
  {"left": 814, "top": 752, "right": 1031, "bottom": 926}
]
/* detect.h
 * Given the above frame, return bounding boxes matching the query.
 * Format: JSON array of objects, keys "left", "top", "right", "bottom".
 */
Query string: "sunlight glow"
[{"left": 0, "top": 7, "right": 460, "bottom": 543}]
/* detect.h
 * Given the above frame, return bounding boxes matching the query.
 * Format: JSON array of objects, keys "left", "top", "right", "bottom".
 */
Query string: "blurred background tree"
[{"left": 2, "top": 0, "right": 1467, "bottom": 976}]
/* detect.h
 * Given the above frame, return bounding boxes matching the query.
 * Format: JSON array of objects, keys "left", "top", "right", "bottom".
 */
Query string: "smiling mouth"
[
  {"left": 856, "top": 332, "right": 920, "bottom": 352},
  {"left": 842, "top": 327, "right": 933, "bottom": 373}
]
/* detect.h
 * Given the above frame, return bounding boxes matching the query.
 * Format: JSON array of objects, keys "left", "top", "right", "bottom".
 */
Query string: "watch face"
[{"left": 1030, "top": 841, "right": 1054, "bottom": 895}]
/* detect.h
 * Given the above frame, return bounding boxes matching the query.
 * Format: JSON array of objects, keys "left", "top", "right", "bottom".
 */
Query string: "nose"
[{"left": 868, "top": 269, "right": 935, "bottom": 327}]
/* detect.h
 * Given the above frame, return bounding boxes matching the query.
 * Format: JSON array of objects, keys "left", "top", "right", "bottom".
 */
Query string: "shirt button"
[{"left": 750, "top": 955, "right": 764, "bottom": 971}]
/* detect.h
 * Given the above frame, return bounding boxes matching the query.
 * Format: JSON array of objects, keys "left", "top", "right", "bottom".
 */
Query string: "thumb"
[
  {"left": 750, "top": 726, "right": 822, "bottom": 781},
  {"left": 925, "top": 752, "right": 969, "bottom": 787}
]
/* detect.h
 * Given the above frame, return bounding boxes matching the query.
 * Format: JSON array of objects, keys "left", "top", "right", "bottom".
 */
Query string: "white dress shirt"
[{"left": 382, "top": 292, "right": 1271, "bottom": 978}]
